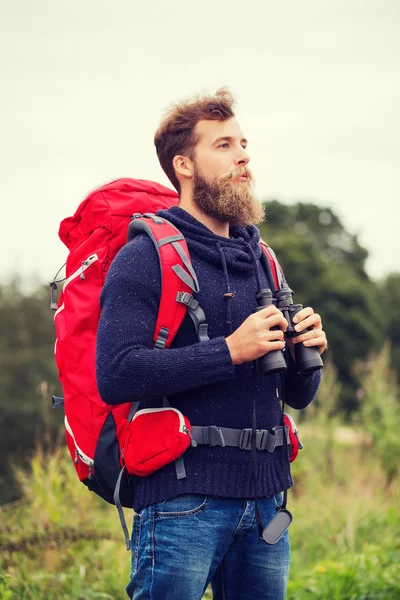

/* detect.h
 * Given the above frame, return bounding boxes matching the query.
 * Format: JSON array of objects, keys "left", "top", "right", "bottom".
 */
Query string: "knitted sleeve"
[
  {"left": 283, "top": 349, "right": 322, "bottom": 410},
  {"left": 96, "top": 234, "right": 235, "bottom": 404}
]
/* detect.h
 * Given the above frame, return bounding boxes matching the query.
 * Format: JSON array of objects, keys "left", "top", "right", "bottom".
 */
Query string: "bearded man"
[{"left": 96, "top": 88, "right": 327, "bottom": 600}]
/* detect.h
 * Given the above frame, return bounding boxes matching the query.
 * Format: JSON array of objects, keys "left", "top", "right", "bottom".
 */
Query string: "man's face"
[{"left": 190, "top": 117, "right": 264, "bottom": 226}]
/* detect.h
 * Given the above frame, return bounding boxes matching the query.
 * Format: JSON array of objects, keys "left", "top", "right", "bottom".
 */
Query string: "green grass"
[
  {"left": 0, "top": 431, "right": 399, "bottom": 600},
  {"left": 286, "top": 433, "right": 400, "bottom": 599},
  {"left": 2, "top": 352, "right": 399, "bottom": 598}
]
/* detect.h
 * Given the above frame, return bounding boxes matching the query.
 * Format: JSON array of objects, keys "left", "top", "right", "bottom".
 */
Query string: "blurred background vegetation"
[{"left": 0, "top": 199, "right": 399, "bottom": 598}]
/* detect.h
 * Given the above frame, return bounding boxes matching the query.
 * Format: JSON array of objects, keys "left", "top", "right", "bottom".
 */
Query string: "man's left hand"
[{"left": 287, "top": 307, "right": 328, "bottom": 359}]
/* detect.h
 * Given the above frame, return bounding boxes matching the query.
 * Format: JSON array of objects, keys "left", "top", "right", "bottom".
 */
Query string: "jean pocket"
[
  {"left": 273, "top": 492, "right": 283, "bottom": 509},
  {"left": 154, "top": 494, "right": 207, "bottom": 519}
]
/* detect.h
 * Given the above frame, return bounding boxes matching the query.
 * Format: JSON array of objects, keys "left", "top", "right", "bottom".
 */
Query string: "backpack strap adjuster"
[{"left": 176, "top": 291, "right": 193, "bottom": 307}]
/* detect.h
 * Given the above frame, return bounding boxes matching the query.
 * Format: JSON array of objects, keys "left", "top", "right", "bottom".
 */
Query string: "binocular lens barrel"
[
  {"left": 255, "top": 289, "right": 287, "bottom": 374},
  {"left": 255, "top": 288, "right": 323, "bottom": 376}
]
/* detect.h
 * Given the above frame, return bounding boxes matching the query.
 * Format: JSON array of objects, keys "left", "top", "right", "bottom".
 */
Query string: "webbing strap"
[
  {"left": 190, "top": 425, "right": 289, "bottom": 451},
  {"left": 174, "top": 456, "right": 187, "bottom": 479},
  {"left": 142, "top": 212, "right": 163, "bottom": 224},
  {"left": 176, "top": 292, "right": 209, "bottom": 342},
  {"left": 113, "top": 466, "right": 131, "bottom": 551},
  {"left": 171, "top": 265, "right": 198, "bottom": 292},
  {"left": 162, "top": 398, "right": 187, "bottom": 479},
  {"left": 171, "top": 242, "right": 200, "bottom": 292},
  {"left": 157, "top": 234, "right": 184, "bottom": 247}
]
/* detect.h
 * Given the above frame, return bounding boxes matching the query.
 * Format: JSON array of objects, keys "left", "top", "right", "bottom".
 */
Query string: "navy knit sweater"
[{"left": 96, "top": 206, "right": 321, "bottom": 512}]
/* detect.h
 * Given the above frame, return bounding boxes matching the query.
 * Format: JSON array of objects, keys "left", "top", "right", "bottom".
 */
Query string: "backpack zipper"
[
  {"left": 64, "top": 415, "right": 94, "bottom": 467},
  {"left": 131, "top": 407, "right": 186, "bottom": 433},
  {"left": 183, "top": 424, "right": 198, "bottom": 447},
  {"left": 54, "top": 254, "right": 99, "bottom": 318}
]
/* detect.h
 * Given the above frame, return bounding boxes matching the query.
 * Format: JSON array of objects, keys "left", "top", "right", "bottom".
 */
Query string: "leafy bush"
[{"left": 358, "top": 343, "right": 400, "bottom": 486}]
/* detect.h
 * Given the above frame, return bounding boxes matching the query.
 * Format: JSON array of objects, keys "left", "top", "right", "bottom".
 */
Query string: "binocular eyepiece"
[{"left": 255, "top": 288, "right": 323, "bottom": 376}]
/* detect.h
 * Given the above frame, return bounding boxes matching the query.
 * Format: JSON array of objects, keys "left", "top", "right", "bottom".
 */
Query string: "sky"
[{"left": 1, "top": 0, "right": 399, "bottom": 287}]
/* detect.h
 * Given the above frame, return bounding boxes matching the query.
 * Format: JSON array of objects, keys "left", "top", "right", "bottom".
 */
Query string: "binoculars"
[{"left": 255, "top": 287, "right": 323, "bottom": 375}]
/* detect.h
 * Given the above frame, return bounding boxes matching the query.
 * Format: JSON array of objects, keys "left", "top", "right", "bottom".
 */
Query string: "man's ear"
[{"left": 173, "top": 155, "right": 194, "bottom": 181}]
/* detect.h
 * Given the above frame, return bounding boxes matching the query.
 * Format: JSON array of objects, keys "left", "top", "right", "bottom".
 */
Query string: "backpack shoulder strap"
[
  {"left": 259, "top": 240, "right": 284, "bottom": 292},
  {"left": 128, "top": 214, "right": 208, "bottom": 348}
]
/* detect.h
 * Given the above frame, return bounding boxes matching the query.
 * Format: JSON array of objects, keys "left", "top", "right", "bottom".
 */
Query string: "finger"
[
  {"left": 294, "top": 334, "right": 327, "bottom": 354},
  {"left": 294, "top": 313, "right": 321, "bottom": 333},
  {"left": 258, "top": 305, "right": 283, "bottom": 318},
  {"left": 265, "top": 340, "right": 286, "bottom": 352},
  {"left": 303, "top": 336, "right": 328, "bottom": 355},
  {"left": 265, "top": 329, "right": 285, "bottom": 342},
  {"left": 292, "top": 307, "right": 314, "bottom": 323},
  {"left": 292, "top": 329, "right": 324, "bottom": 344},
  {"left": 265, "top": 313, "right": 289, "bottom": 332}
]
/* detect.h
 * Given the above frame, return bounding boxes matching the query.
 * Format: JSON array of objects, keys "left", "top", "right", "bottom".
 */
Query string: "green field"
[
  {"left": 1, "top": 431, "right": 399, "bottom": 599},
  {"left": 1, "top": 358, "right": 399, "bottom": 599}
]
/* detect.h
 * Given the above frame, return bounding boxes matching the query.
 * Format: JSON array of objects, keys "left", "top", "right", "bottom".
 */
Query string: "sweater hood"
[{"left": 156, "top": 206, "right": 262, "bottom": 277}]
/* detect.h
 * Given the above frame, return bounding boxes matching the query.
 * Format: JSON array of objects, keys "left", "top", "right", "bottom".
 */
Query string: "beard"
[{"left": 192, "top": 164, "right": 265, "bottom": 227}]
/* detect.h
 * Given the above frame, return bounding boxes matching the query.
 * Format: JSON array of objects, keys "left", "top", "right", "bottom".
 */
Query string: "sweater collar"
[{"left": 156, "top": 206, "right": 262, "bottom": 275}]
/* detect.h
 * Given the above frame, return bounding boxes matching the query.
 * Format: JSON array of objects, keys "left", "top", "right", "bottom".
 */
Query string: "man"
[{"left": 96, "top": 88, "right": 327, "bottom": 600}]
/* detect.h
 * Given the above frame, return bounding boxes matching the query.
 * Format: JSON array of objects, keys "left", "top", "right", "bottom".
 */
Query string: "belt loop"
[
  {"left": 239, "top": 428, "right": 252, "bottom": 450},
  {"left": 257, "top": 430, "right": 268, "bottom": 451},
  {"left": 208, "top": 426, "right": 226, "bottom": 447},
  {"left": 266, "top": 430, "right": 278, "bottom": 453}
]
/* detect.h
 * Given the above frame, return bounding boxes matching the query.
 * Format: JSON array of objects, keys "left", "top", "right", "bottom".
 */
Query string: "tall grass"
[{"left": 0, "top": 351, "right": 399, "bottom": 599}]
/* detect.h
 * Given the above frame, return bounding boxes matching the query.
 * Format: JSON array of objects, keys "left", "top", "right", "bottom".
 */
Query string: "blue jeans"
[{"left": 126, "top": 494, "right": 290, "bottom": 600}]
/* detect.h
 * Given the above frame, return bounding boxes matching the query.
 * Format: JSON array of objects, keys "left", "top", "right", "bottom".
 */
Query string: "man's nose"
[{"left": 235, "top": 148, "right": 250, "bottom": 167}]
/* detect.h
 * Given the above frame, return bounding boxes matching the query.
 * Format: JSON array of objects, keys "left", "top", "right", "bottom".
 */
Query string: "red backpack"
[{"left": 51, "top": 177, "right": 300, "bottom": 510}]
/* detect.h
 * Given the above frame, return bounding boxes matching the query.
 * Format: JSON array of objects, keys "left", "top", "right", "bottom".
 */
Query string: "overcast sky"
[{"left": 1, "top": 0, "right": 399, "bottom": 287}]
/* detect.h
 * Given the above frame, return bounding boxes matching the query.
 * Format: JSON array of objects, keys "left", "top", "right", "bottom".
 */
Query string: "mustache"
[{"left": 219, "top": 166, "right": 253, "bottom": 183}]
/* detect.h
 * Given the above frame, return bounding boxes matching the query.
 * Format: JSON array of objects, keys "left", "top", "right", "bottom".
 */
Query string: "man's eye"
[{"left": 219, "top": 143, "right": 229, "bottom": 149}]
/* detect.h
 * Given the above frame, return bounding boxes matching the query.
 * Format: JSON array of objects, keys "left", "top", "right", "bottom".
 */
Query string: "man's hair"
[{"left": 154, "top": 88, "right": 235, "bottom": 193}]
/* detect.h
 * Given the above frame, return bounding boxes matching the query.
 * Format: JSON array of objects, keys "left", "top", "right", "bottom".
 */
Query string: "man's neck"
[{"left": 178, "top": 196, "right": 230, "bottom": 238}]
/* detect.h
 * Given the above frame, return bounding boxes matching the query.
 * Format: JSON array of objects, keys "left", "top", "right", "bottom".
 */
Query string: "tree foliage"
[
  {"left": 378, "top": 273, "right": 400, "bottom": 379},
  {"left": 259, "top": 200, "right": 386, "bottom": 410},
  {"left": 0, "top": 282, "right": 62, "bottom": 503},
  {"left": 359, "top": 343, "right": 400, "bottom": 487}
]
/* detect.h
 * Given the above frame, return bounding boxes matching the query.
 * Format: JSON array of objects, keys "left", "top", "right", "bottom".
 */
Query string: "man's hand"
[
  {"left": 288, "top": 307, "right": 328, "bottom": 360},
  {"left": 225, "top": 306, "right": 288, "bottom": 365}
]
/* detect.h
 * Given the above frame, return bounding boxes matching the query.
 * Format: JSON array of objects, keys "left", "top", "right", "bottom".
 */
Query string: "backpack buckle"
[
  {"left": 239, "top": 429, "right": 267, "bottom": 451},
  {"left": 239, "top": 428, "right": 252, "bottom": 450}
]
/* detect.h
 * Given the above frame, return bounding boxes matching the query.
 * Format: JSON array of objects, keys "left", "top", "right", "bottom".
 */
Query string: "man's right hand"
[{"left": 225, "top": 306, "right": 288, "bottom": 366}]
